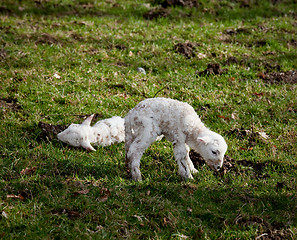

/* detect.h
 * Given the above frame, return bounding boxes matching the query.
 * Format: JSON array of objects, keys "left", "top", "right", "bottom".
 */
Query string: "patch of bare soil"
[
  {"left": 259, "top": 70, "right": 297, "bottom": 84},
  {"left": 235, "top": 215, "right": 293, "bottom": 240},
  {"left": 0, "top": 98, "right": 22, "bottom": 111},
  {"left": 262, "top": 62, "right": 281, "bottom": 72},
  {"left": 224, "top": 27, "right": 251, "bottom": 36},
  {"left": 143, "top": 7, "right": 170, "bottom": 20},
  {"left": 228, "top": 127, "right": 256, "bottom": 141},
  {"left": 197, "top": 63, "right": 228, "bottom": 76},
  {"left": 50, "top": 208, "right": 94, "bottom": 220},
  {"left": 174, "top": 41, "right": 197, "bottom": 58},
  {"left": 224, "top": 55, "right": 282, "bottom": 73},
  {"left": 158, "top": 0, "right": 198, "bottom": 8},
  {"left": 287, "top": 39, "right": 297, "bottom": 48},
  {"left": 225, "top": 56, "right": 239, "bottom": 65},
  {"left": 70, "top": 32, "right": 84, "bottom": 41},
  {"left": 0, "top": 49, "right": 7, "bottom": 59},
  {"left": 190, "top": 150, "right": 238, "bottom": 174},
  {"left": 189, "top": 150, "right": 268, "bottom": 177},
  {"left": 231, "top": 0, "right": 257, "bottom": 8},
  {"left": 38, "top": 121, "right": 67, "bottom": 141},
  {"left": 35, "top": 33, "right": 61, "bottom": 45},
  {"left": 0, "top": 6, "right": 12, "bottom": 14},
  {"left": 114, "top": 44, "right": 127, "bottom": 50},
  {"left": 257, "top": 229, "right": 294, "bottom": 240}
]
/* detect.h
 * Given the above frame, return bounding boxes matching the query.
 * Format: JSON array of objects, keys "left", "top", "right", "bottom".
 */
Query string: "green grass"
[{"left": 1, "top": 0, "right": 297, "bottom": 239}]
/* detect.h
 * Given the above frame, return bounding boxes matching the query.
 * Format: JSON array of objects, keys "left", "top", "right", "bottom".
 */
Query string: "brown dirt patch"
[
  {"left": 236, "top": 215, "right": 273, "bottom": 229},
  {"left": 235, "top": 215, "right": 293, "bottom": 240},
  {"left": 259, "top": 70, "right": 297, "bottom": 84},
  {"left": 224, "top": 27, "right": 251, "bottom": 35},
  {"left": 70, "top": 32, "right": 84, "bottom": 41},
  {"left": 261, "top": 62, "right": 281, "bottom": 72},
  {"left": 224, "top": 56, "right": 281, "bottom": 73},
  {"left": 190, "top": 151, "right": 237, "bottom": 173},
  {"left": 35, "top": 33, "right": 61, "bottom": 45},
  {"left": 197, "top": 63, "right": 228, "bottom": 76},
  {"left": 256, "top": 229, "right": 294, "bottom": 240},
  {"left": 225, "top": 56, "right": 239, "bottom": 65},
  {"left": 38, "top": 121, "right": 67, "bottom": 141},
  {"left": 0, "top": 6, "right": 12, "bottom": 14},
  {"left": 0, "top": 49, "right": 7, "bottom": 59},
  {"left": 189, "top": 150, "right": 269, "bottom": 177},
  {"left": 50, "top": 208, "right": 90, "bottom": 220},
  {"left": 114, "top": 44, "right": 127, "bottom": 50},
  {"left": 174, "top": 41, "right": 197, "bottom": 58},
  {"left": 228, "top": 127, "right": 255, "bottom": 140},
  {"left": 143, "top": 7, "right": 170, "bottom": 20},
  {"left": 0, "top": 98, "right": 22, "bottom": 112},
  {"left": 287, "top": 39, "right": 297, "bottom": 48},
  {"left": 158, "top": 0, "right": 198, "bottom": 8}
]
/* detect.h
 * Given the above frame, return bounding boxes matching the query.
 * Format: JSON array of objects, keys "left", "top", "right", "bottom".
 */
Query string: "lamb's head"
[
  {"left": 196, "top": 131, "right": 227, "bottom": 171},
  {"left": 57, "top": 114, "right": 96, "bottom": 151}
]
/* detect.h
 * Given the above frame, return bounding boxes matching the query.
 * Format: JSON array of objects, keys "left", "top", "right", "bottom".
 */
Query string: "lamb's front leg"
[
  {"left": 185, "top": 145, "right": 198, "bottom": 174},
  {"left": 174, "top": 143, "right": 193, "bottom": 180}
]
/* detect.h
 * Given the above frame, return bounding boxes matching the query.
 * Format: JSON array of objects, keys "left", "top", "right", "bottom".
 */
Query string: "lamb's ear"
[
  {"left": 81, "top": 141, "right": 96, "bottom": 151},
  {"left": 197, "top": 135, "right": 211, "bottom": 145},
  {"left": 82, "top": 114, "right": 94, "bottom": 126}
]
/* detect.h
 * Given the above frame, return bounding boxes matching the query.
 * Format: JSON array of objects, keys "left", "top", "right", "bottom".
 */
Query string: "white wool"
[
  {"left": 125, "top": 98, "right": 228, "bottom": 181},
  {"left": 57, "top": 115, "right": 125, "bottom": 151}
]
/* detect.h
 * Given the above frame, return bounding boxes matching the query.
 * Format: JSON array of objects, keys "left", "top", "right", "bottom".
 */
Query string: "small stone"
[{"left": 137, "top": 67, "right": 146, "bottom": 75}]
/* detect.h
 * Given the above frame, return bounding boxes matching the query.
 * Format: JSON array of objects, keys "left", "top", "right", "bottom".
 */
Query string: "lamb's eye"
[{"left": 212, "top": 151, "right": 217, "bottom": 155}]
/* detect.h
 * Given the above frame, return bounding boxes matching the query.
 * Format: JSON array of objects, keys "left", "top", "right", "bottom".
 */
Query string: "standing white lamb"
[
  {"left": 125, "top": 98, "right": 227, "bottom": 181},
  {"left": 57, "top": 114, "right": 125, "bottom": 151}
]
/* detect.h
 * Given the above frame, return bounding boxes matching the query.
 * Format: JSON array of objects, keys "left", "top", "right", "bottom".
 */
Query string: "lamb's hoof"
[
  {"left": 132, "top": 175, "right": 142, "bottom": 182},
  {"left": 131, "top": 167, "right": 142, "bottom": 181},
  {"left": 183, "top": 174, "right": 194, "bottom": 180}
]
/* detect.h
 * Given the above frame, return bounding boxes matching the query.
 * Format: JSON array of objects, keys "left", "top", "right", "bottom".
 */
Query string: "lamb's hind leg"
[
  {"left": 174, "top": 143, "right": 193, "bottom": 180},
  {"left": 126, "top": 135, "right": 157, "bottom": 181},
  {"left": 125, "top": 119, "right": 159, "bottom": 181},
  {"left": 126, "top": 140, "right": 144, "bottom": 181}
]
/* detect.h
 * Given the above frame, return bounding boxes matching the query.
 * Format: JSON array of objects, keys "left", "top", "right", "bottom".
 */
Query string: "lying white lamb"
[
  {"left": 57, "top": 114, "right": 125, "bottom": 151},
  {"left": 125, "top": 98, "right": 227, "bottom": 181}
]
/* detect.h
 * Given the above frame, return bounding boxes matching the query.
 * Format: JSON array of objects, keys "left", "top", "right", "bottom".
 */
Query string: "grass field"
[{"left": 0, "top": 0, "right": 296, "bottom": 239}]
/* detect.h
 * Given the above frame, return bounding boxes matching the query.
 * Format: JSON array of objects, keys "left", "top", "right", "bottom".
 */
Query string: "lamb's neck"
[
  {"left": 190, "top": 123, "right": 208, "bottom": 137},
  {"left": 186, "top": 125, "right": 209, "bottom": 149},
  {"left": 197, "top": 126, "right": 212, "bottom": 136},
  {"left": 87, "top": 126, "right": 105, "bottom": 143}
]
